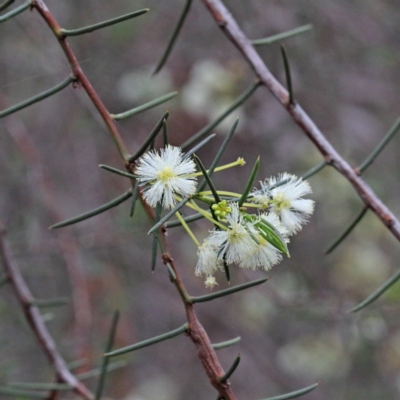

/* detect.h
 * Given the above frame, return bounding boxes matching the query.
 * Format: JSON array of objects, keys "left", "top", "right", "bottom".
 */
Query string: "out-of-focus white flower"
[
  {"left": 195, "top": 239, "right": 222, "bottom": 277},
  {"left": 251, "top": 173, "right": 314, "bottom": 235},
  {"left": 135, "top": 145, "right": 197, "bottom": 209},
  {"left": 204, "top": 276, "right": 218, "bottom": 289}
]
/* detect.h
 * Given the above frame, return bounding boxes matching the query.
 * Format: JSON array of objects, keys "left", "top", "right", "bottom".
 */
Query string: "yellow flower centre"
[
  {"left": 272, "top": 192, "right": 290, "bottom": 212},
  {"left": 157, "top": 166, "right": 176, "bottom": 182}
]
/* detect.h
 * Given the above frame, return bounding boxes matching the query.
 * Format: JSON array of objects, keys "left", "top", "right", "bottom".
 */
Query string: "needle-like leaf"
[
  {"left": 105, "top": 324, "right": 188, "bottom": 357},
  {"left": 50, "top": 189, "right": 132, "bottom": 229},
  {"left": 60, "top": 9, "right": 149, "bottom": 37},
  {"left": 153, "top": 0, "right": 192, "bottom": 74}
]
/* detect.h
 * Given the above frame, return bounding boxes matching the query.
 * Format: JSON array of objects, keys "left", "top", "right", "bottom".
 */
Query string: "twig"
[
  {"left": 200, "top": 0, "right": 400, "bottom": 243},
  {"left": 31, "top": 2, "right": 240, "bottom": 398},
  {"left": 0, "top": 222, "right": 93, "bottom": 400}
]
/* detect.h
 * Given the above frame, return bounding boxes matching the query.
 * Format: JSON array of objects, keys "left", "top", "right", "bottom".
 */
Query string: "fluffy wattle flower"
[
  {"left": 240, "top": 212, "right": 288, "bottom": 271},
  {"left": 195, "top": 238, "right": 222, "bottom": 277},
  {"left": 251, "top": 173, "right": 314, "bottom": 235},
  {"left": 135, "top": 145, "right": 197, "bottom": 209},
  {"left": 209, "top": 203, "right": 257, "bottom": 265}
]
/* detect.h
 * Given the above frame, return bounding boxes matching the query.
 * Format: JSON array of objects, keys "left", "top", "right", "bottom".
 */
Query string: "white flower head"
[
  {"left": 195, "top": 238, "right": 222, "bottom": 277},
  {"left": 239, "top": 212, "right": 288, "bottom": 271},
  {"left": 209, "top": 203, "right": 257, "bottom": 265},
  {"left": 251, "top": 173, "right": 314, "bottom": 235},
  {"left": 204, "top": 276, "right": 218, "bottom": 289},
  {"left": 135, "top": 145, "right": 197, "bottom": 209}
]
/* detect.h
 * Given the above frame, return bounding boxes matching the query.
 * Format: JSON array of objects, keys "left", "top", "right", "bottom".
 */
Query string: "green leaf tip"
[
  {"left": 238, "top": 157, "right": 260, "bottom": 207},
  {"left": 148, "top": 196, "right": 190, "bottom": 234},
  {"left": 194, "top": 154, "right": 221, "bottom": 203},
  {"left": 50, "top": 189, "right": 133, "bottom": 229},
  {"left": 95, "top": 310, "right": 120, "bottom": 400},
  {"left": 358, "top": 115, "right": 400, "bottom": 173},
  {"left": 280, "top": 44, "right": 294, "bottom": 106},
  {"left": 99, "top": 164, "right": 137, "bottom": 179},
  {"left": 153, "top": 0, "right": 193, "bottom": 75},
  {"left": 105, "top": 324, "right": 188, "bottom": 357},
  {"left": 0, "top": 76, "right": 73, "bottom": 118},
  {"left": 59, "top": 8, "right": 149, "bottom": 37},
  {"left": 0, "top": 1, "right": 30, "bottom": 23},
  {"left": 129, "top": 111, "right": 170, "bottom": 162},
  {"left": 251, "top": 24, "right": 313, "bottom": 46},
  {"left": 191, "top": 277, "right": 268, "bottom": 303},
  {"left": 349, "top": 268, "right": 400, "bottom": 313},
  {"left": 260, "top": 382, "right": 319, "bottom": 400},
  {"left": 212, "top": 336, "right": 241, "bottom": 350},
  {"left": 0, "top": 0, "right": 15, "bottom": 12},
  {"left": 197, "top": 118, "right": 239, "bottom": 192},
  {"left": 182, "top": 81, "right": 260, "bottom": 150},
  {"left": 112, "top": 91, "right": 178, "bottom": 120},
  {"left": 325, "top": 206, "right": 368, "bottom": 255},
  {"left": 219, "top": 354, "right": 241, "bottom": 382}
]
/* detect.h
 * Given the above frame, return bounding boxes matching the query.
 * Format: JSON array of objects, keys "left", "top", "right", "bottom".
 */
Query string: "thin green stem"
[
  {"left": 153, "top": 0, "right": 193, "bottom": 74},
  {"left": 9, "top": 383, "right": 71, "bottom": 391},
  {"left": 190, "top": 277, "right": 268, "bottom": 303},
  {"left": 260, "top": 383, "right": 319, "bottom": 400},
  {"left": 325, "top": 206, "right": 368, "bottom": 254},
  {"left": 151, "top": 203, "right": 162, "bottom": 272},
  {"left": 350, "top": 268, "right": 400, "bottom": 313},
  {"left": 50, "top": 189, "right": 132, "bottom": 229},
  {"left": 129, "top": 111, "right": 170, "bottom": 162},
  {"left": 280, "top": 45, "right": 294, "bottom": 105},
  {"left": 358, "top": 116, "right": 400, "bottom": 173},
  {"left": 99, "top": 164, "right": 137, "bottom": 179},
  {"left": 75, "top": 361, "right": 127, "bottom": 381},
  {"left": 238, "top": 156, "right": 260, "bottom": 206},
  {"left": 219, "top": 354, "right": 240, "bottom": 382},
  {"left": 182, "top": 81, "right": 261, "bottom": 149},
  {"left": 148, "top": 196, "right": 191, "bottom": 234},
  {"left": 60, "top": 9, "right": 149, "bottom": 37},
  {"left": 129, "top": 181, "right": 140, "bottom": 218},
  {"left": 0, "top": 0, "right": 14, "bottom": 12},
  {"left": 95, "top": 311, "right": 120, "bottom": 400},
  {"left": 184, "top": 134, "right": 216, "bottom": 159},
  {"left": 194, "top": 155, "right": 221, "bottom": 203},
  {"left": 198, "top": 118, "right": 239, "bottom": 192},
  {"left": 105, "top": 324, "right": 188, "bottom": 357},
  {"left": 251, "top": 24, "right": 313, "bottom": 46},
  {"left": 31, "top": 298, "right": 69, "bottom": 308},
  {"left": 0, "top": 386, "right": 48, "bottom": 398},
  {"left": 111, "top": 92, "right": 178, "bottom": 120},
  {"left": 175, "top": 212, "right": 200, "bottom": 246},
  {"left": 0, "top": 76, "right": 74, "bottom": 118},
  {"left": 212, "top": 336, "right": 241, "bottom": 350},
  {"left": 301, "top": 161, "right": 327, "bottom": 180},
  {"left": 0, "top": 0, "right": 29, "bottom": 23},
  {"left": 165, "top": 212, "right": 204, "bottom": 228}
]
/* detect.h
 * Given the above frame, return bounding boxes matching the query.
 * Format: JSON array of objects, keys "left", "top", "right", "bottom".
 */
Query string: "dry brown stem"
[
  {"left": 0, "top": 222, "right": 93, "bottom": 400},
  {"left": 201, "top": 0, "right": 400, "bottom": 242}
]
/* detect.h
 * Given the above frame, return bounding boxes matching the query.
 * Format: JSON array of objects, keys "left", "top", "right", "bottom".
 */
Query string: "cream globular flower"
[
  {"left": 239, "top": 212, "right": 288, "bottom": 271},
  {"left": 194, "top": 202, "right": 299, "bottom": 287},
  {"left": 251, "top": 173, "right": 315, "bottom": 235},
  {"left": 135, "top": 145, "right": 198, "bottom": 209}
]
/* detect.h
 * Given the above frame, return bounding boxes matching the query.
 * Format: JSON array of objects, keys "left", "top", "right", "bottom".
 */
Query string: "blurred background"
[{"left": 1, "top": 0, "right": 400, "bottom": 399}]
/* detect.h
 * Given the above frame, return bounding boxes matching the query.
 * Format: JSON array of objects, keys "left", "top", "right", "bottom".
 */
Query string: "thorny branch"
[
  {"left": 29, "top": 1, "right": 239, "bottom": 398},
  {"left": 201, "top": 0, "right": 400, "bottom": 242},
  {"left": 0, "top": 222, "right": 93, "bottom": 400}
]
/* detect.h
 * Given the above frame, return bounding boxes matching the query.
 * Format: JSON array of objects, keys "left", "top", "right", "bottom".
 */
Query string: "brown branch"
[
  {"left": 29, "top": 1, "right": 239, "bottom": 399},
  {"left": 0, "top": 100, "right": 93, "bottom": 365},
  {"left": 200, "top": 0, "right": 400, "bottom": 242},
  {"left": 0, "top": 222, "right": 93, "bottom": 400}
]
